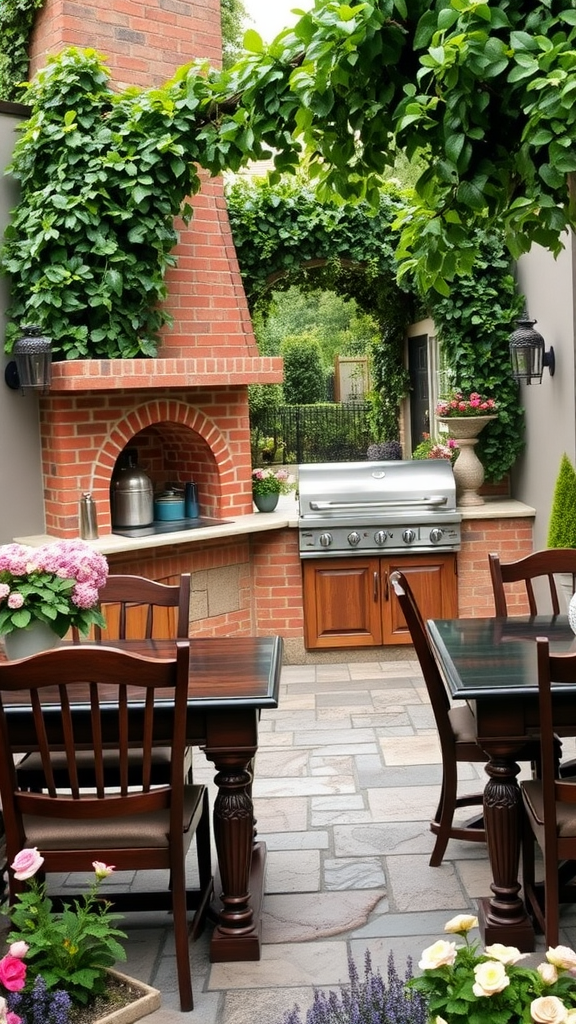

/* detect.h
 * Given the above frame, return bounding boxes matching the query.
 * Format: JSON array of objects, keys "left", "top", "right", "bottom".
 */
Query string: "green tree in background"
[
  {"left": 253, "top": 286, "right": 380, "bottom": 367},
  {"left": 282, "top": 336, "right": 326, "bottom": 404}
]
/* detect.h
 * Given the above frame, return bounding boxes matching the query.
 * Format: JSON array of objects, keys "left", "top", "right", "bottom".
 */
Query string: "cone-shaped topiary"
[{"left": 547, "top": 453, "right": 576, "bottom": 548}]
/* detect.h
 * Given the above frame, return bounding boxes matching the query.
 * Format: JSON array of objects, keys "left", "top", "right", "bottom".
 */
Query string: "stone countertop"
[{"left": 13, "top": 497, "right": 533, "bottom": 556}]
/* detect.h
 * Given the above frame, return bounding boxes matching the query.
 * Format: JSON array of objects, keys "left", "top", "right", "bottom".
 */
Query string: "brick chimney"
[{"left": 24, "top": 0, "right": 282, "bottom": 537}]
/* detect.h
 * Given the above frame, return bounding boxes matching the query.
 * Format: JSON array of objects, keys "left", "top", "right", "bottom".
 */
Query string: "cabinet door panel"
[
  {"left": 382, "top": 554, "right": 458, "bottom": 644},
  {"left": 303, "top": 559, "right": 382, "bottom": 649}
]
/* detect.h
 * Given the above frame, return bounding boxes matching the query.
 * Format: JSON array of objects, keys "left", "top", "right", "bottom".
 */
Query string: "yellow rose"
[
  {"left": 485, "top": 943, "right": 530, "bottom": 966},
  {"left": 531, "top": 996, "right": 568, "bottom": 1024},
  {"left": 539, "top": 963, "right": 560, "bottom": 986},
  {"left": 547, "top": 947, "right": 576, "bottom": 971},
  {"left": 564, "top": 1010, "right": 576, "bottom": 1024},
  {"left": 472, "top": 960, "right": 510, "bottom": 996},
  {"left": 419, "top": 940, "right": 458, "bottom": 970},
  {"left": 444, "top": 915, "right": 479, "bottom": 935}
]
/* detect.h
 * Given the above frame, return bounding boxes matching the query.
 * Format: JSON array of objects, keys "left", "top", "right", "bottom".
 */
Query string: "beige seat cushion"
[
  {"left": 20, "top": 784, "right": 204, "bottom": 850},
  {"left": 522, "top": 779, "right": 576, "bottom": 837}
]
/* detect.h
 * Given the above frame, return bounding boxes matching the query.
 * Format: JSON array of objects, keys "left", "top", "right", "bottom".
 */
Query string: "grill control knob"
[
  {"left": 429, "top": 527, "right": 444, "bottom": 545},
  {"left": 374, "top": 530, "right": 388, "bottom": 546},
  {"left": 319, "top": 533, "right": 333, "bottom": 548},
  {"left": 402, "top": 528, "right": 417, "bottom": 545},
  {"left": 347, "top": 531, "right": 361, "bottom": 547}
]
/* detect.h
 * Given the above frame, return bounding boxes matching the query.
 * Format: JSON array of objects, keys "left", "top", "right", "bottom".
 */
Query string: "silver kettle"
[{"left": 110, "top": 448, "right": 154, "bottom": 528}]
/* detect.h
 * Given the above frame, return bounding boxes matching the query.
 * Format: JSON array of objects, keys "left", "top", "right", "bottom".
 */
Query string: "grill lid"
[{"left": 298, "top": 460, "right": 457, "bottom": 519}]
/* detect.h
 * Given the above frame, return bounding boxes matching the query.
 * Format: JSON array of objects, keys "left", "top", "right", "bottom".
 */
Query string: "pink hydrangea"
[{"left": 6, "top": 594, "right": 24, "bottom": 610}]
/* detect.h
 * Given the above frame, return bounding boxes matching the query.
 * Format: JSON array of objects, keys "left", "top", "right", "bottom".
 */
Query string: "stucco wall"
[
  {"left": 512, "top": 239, "right": 576, "bottom": 549},
  {"left": 0, "top": 104, "right": 45, "bottom": 543}
]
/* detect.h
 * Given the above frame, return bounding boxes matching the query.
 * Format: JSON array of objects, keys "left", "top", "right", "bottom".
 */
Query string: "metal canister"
[
  {"left": 185, "top": 482, "right": 200, "bottom": 518},
  {"left": 79, "top": 492, "right": 99, "bottom": 540},
  {"left": 109, "top": 448, "right": 154, "bottom": 528}
]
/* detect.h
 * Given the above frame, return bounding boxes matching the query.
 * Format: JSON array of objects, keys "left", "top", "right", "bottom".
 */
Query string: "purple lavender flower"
[
  {"left": 283, "top": 951, "right": 428, "bottom": 1024},
  {"left": 7, "top": 974, "right": 71, "bottom": 1024}
]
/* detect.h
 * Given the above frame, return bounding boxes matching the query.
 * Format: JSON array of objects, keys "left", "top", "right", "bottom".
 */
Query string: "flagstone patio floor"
[{"left": 45, "top": 656, "right": 576, "bottom": 1022}]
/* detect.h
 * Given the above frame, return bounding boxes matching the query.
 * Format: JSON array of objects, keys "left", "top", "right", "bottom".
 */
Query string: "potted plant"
[
  {"left": 0, "top": 540, "right": 109, "bottom": 659},
  {"left": 547, "top": 453, "right": 576, "bottom": 609},
  {"left": 435, "top": 390, "right": 499, "bottom": 506},
  {"left": 251, "top": 468, "right": 296, "bottom": 513},
  {"left": 1, "top": 848, "right": 161, "bottom": 1024}
]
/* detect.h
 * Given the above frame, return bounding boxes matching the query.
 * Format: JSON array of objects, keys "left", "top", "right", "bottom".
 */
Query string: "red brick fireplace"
[{"left": 27, "top": 0, "right": 282, "bottom": 538}]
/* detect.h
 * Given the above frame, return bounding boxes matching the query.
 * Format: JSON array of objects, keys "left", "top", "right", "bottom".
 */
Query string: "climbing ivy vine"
[
  {"left": 226, "top": 175, "right": 525, "bottom": 481},
  {"left": 0, "top": 0, "right": 44, "bottom": 102}
]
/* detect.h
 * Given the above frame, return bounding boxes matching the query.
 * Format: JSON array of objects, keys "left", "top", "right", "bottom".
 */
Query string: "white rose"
[
  {"left": 485, "top": 943, "right": 529, "bottom": 966},
  {"left": 444, "top": 914, "right": 478, "bottom": 935},
  {"left": 539, "top": 963, "right": 560, "bottom": 985},
  {"left": 472, "top": 960, "right": 510, "bottom": 996},
  {"left": 564, "top": 1010, "right": 576, "bottom": 1024},
  {"left": 531, "top": 996, "right": 568, "bottom": 1024},
  {"left": 547, "top": 948, "right": 576, "bottom": 970},
  {"left": 419, "top": 940, "right": 458, "bottom": 970}
]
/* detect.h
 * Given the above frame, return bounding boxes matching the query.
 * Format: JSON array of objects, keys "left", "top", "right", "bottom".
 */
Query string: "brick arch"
[
  {"left": 101, "top": 398, "right": 235, "bottom": 478},
  {"left": 88, "top": 398, "right": 242, "bottom": 536}
]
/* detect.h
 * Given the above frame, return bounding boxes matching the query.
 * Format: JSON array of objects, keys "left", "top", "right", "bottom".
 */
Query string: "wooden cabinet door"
[
  {"left": 302, "top": 558, "right": 382, "bottom": 649},
  {"left": 381, "top": 553, "right": 458, "bottom": 644}
]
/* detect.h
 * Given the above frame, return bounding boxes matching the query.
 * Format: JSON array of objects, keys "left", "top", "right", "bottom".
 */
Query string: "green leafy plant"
[
  {"left": 412, "top": 434, "right": 458, "bottom": 463},
  {"left": 408, "top": 914, "right": 576, "bottom": 1024},
  {"left": 0, "top": 0, "right": 44, "bottom": 102},
  {"left": 547, "top": 454, "right": 576, "bottom": 549},
  {"left": 0, "top": 539, "right": 108, "bottom": 638},
  {"left": 4, "top": 848, "right": 127, "bottom": 1006}
]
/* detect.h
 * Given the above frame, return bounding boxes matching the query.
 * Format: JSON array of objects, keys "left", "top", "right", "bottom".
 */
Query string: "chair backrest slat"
[
  {"left": 489, "top": 550, "right": 576, "bottom": 617},
  {"left": 535, "top": 639, "right": 576, "bottom": 854}
]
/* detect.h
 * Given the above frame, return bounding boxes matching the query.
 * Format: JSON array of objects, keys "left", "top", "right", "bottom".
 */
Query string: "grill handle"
[
  {"left": 383, "top": 570, "right": 389, "bottom": 601},
  {"left": 373, "top": 571, "right": 379, "bottom": 602},
  {"left": 307, "top": 496, "right": 448, "bottom": 511}
]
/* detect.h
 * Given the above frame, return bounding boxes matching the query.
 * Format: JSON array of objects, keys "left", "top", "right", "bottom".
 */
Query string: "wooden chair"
[
  {"left": 390, "top": 571, "right": 543, "bottom": 865},
  {"left": 390, "top": 570, "right": 488, "bottom": 865},
  {"left": 488, "top": 549, "right": 576, "bottom": 617},
  {"left": 18, "top": 573, "right": 192, "bottom": 789},
  {"left": 521, "top": 638, "right": 576, "bottom": 947},
  {"left": 0, "top": 642, "right": 213, "bottom": 1012}
]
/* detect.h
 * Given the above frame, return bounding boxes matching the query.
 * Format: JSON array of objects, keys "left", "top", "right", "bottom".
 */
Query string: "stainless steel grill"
[{"left": 298, "top": 460, "right": 462, "bottom": 558}]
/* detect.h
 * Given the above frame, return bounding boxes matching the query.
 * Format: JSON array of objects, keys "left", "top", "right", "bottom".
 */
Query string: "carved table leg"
[
  {"left": 478, "top": 753, "right": 535, "bottom": 951},
  {"left": 204, "top": 750, "right": 265, "bottom": 962}
]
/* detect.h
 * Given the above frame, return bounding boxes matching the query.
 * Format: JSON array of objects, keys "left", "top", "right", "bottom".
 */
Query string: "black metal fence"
[{"left": 251, "top": 403, "right": 372, "bottom": 464}]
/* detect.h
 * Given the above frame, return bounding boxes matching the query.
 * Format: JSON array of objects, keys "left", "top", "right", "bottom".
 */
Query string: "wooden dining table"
[
  {"left": 427, "top": 614, "right": 576, "bottom": 950},
  {"left": 1, "top": 634, "right": 283, "bottom": 964}
]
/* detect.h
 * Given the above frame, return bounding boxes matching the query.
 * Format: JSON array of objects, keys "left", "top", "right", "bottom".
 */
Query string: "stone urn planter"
[{"left": 437, "top": 415, "right": 497, "bottom": 506}]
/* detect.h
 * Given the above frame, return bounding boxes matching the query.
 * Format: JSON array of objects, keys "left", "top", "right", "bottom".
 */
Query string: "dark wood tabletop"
[
  {"left": 427, "top": 615, "right": 576, "bottom": 699},
  {"left": 0, "top": 635, "right": 283, "bottom": 712}
]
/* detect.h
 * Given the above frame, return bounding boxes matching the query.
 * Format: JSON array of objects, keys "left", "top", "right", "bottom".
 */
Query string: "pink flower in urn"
[
  {"left": 6, "top": 595, "right": 23, "bottom": 610},
  {"left": 436, "top": 389, "right": 498, "bottom": 418},
  {"left": 10, "top": 847, "right": 44, "bottom": 881}
]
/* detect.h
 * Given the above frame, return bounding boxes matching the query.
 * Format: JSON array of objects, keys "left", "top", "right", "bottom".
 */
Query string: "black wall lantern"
[
  {"left": 509, "top": 310, "right": 555, "bottom": 385},
  {"left": 4, "top": 325, "right": 52, "bottom": 395}
]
